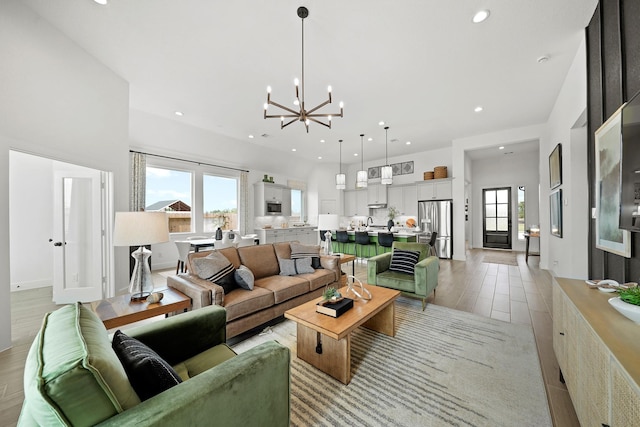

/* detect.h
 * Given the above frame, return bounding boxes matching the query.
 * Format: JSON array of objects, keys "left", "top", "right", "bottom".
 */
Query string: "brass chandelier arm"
[
  {"left": 281, "top": 118, "right": 299, "bottom": 128},
  {"left": 265, "top": 100, "right": 300, "bottom": 116},
  {"left": 307, "top": 117, "right": 332, "bottom": 128}
]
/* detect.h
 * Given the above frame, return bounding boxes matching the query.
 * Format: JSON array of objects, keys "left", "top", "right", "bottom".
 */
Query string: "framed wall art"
[
  {"left": 550, "top": 189, "right": 562, "bottom": 237},
  {"left": 549, "top": 143, "right": 562, "bottom": 189},
  {"left": 595, "top": 104, "right": 631, "bottom": 257}
]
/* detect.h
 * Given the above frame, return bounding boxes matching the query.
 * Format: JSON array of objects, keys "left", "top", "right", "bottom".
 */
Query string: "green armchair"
[
  {"left": 367, "top": 241, "right": 439, "bottom": 310},
  {"left": 19, "top": 303, "right": 290, "bottom": 427}
]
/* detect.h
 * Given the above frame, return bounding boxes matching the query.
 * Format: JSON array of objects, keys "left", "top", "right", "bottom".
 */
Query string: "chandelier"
[
  {"left": 336, "top": 139, "right": 346, "bottom": 190},
  {"left": 356, "top": 134, "right": 367, "bottom": 188},
  {"left": 263, "top": 6, "right": 344, "bottom": 132}
]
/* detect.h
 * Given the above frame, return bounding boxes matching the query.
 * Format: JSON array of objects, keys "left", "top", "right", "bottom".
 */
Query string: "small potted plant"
[
  {"left": 387, "top": 206, "right": 399, "bottom": 231},
  {"left": 609, "top": 286, "right": 640, "bottom": 323},
  {"left": 321, "top": 286, "right": 342, "bottom": 304}
]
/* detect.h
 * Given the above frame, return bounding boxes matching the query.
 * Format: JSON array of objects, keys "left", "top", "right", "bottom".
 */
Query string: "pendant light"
[
  {"left": 381, "top": 126, "right": 393, "bottom": 185},
  {"left": 356, "top": 134, "right": 368, "bottom": 188},
  {"left": 336, "top": 139, "right": 346, "bottom": 189}
]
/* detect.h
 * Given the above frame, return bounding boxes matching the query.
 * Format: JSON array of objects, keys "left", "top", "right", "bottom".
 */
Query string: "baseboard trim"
[{"left": 11, "top": 279, "right": 51, "bottom": 292}]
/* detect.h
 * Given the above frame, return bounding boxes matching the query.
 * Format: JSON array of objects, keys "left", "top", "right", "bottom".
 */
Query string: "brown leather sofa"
[{"left": 168, "top": 242, "right": 340, "bottom": 338}]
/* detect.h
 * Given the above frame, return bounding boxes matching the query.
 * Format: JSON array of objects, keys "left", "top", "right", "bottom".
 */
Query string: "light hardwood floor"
[{"left": 0, "top": 247, "right": 579, "bottom": 426}]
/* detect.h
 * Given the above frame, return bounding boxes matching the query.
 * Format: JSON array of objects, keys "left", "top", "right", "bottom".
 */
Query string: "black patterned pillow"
[
  {"left": 290, "top": 242, "right": 323, "bottom": 269},
  {"left": 191, "top": 251, "right": 237, "bottom": 293},
  {"left": 112, "top": 330, "right": 182, "bottom": 401},
  {"left": 389, "top": 249, "right": 421, "bottom": 275}
]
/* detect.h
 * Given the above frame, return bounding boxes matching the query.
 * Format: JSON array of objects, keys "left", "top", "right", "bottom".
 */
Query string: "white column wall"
[{"left": 0, "top": 0, "right": 130, "bottom": 351}]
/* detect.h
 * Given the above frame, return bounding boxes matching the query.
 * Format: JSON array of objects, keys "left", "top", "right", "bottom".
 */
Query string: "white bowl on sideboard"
[{"left": 608, "top": 297, "right": 640, "bottom": 323}]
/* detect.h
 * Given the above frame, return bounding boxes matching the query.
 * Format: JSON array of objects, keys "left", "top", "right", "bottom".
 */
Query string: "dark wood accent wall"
[{"left": 588, "top": 0, "right": 640, "bottom": 282}]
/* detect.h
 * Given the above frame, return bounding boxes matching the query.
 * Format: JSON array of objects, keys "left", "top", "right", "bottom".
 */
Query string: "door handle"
[{"left": 53, "top": 242, "right": 64, "bottom": 247}]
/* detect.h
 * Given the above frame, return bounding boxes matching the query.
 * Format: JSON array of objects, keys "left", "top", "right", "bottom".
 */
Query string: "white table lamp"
[
  {"left": 113, "top": 212, "right": 170, "bottom": 301},
  {"left": 317, "top": 214, "right": 340, "bottom": 255}
]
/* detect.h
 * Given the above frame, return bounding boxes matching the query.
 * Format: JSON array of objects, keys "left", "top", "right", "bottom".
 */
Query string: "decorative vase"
[
  {"left": 387, "top": 219, "right": 394, "bottom": 231},
  {"left": 608, "top": 297, "right": 640, "bottom": 323}
]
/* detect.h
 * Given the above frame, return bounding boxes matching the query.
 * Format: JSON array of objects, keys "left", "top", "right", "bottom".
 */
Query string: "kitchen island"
[{"left": 330, "top": 229, "right": 417, "bottom": 257}]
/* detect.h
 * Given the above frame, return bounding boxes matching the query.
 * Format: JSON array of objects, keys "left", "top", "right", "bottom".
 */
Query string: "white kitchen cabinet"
[
  {"left": 417, "top": 178, "right": 452, "bottom": 201},
  {"left": 356, "top": 190, "right": 368, "bottom": 215},
  {"left": 403, "top": 185, "right": 418, "bottom": 216},
  {"left": 344, "top": 190, "right": 368, "bottom": 216},
  {"left": 367, "top": 184, "right": 387, "bottom": 205},
  {"left": 254, "top": 182, "right": 291, "bottom": 216},
  {"left": 387, "top": 186, "right": 403, "bottom": 213},
  {"left": 255, "top": 227, "right": 316, "bottom": 245}
]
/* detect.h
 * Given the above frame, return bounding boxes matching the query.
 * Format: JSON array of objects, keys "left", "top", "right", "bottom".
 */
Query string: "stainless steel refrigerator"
[{"left": 418, "top": 200, "right": 453, "bottom": 259}]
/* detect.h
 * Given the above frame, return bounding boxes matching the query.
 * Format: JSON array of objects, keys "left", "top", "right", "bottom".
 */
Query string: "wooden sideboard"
[{"left": 553, "top": 277, "right": 640, "bottom": 427}]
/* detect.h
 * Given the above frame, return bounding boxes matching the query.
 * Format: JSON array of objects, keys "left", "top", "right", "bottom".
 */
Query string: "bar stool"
[
  {"left": 428, "top": 231, "right": 438, "bottom": 257},
  {"left": 175, "top": 241, "right": 192, "bottom": 274},
  {"left": 355, "top": 231, "right": 376, "bottom": 263},
  {"left": 336, "top": 230, "right": 351, "bottom": 254},
  {"left": 377, "top": 232, "right": 394, "bottom": 254}
]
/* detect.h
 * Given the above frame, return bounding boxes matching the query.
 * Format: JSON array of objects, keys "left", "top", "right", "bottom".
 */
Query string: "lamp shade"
[
  {"left": 381, "top": 165, "right": 393, "bottom": 184},
  {"left": 113, "top": 212, "right": 170, "bottom": 246},
  {"left": 317, "top": 214, "right": 340, "bottom": 231},
  {"left": 356, "top": 170, "right": 368, "bottom": 188},
  {"left": 336, "top": 173, "right": 346, "bottom": 190}
]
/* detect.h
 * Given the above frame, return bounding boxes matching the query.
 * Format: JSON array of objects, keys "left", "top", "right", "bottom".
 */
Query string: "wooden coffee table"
[
  {"left": 90, "top": 287, "right": 191, "bottom": 330},
  {"left": 284, "top": 285, "right": 400, "bottom": 384}
]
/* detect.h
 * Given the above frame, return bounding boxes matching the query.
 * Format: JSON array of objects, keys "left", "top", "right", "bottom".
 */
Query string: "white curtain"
[
  {"left": 240, "top": 171, "right": 249, "bottom": 235},
  {"left": 130, "top": 152, "right": 146, "bottom": 212}
]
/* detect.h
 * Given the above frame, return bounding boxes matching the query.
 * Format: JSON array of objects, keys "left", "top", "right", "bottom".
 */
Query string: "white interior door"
[{"left": 52, "top": 170, "right": 105, "bottom": 303}]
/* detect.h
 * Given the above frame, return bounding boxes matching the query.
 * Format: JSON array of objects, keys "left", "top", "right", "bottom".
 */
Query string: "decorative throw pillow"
[
  {"left": 191, "top": 251, "right": 237, "bottom": 294},
  {"left": 389, "top": 249, "right": 421, "bottom": 275},
  {"left": 278, "top": 257, "right": 315, "bottom": 276},
  {"left": 290, "top": 242, "right": 323, "bottom": 269},
  {"left": 111, "top": 330, "right": 182, "bottom": 401},
  {"left": 234, "top": 265, "right": 255, "bottom": 290}
]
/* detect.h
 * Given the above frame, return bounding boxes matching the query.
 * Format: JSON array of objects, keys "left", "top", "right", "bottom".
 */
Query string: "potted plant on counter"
[
  {"left": 387, "top": 206, "right": 399, "bottom": 231},
  {"left": 609, "top": 286, "right": 640, "bottom": 323}
]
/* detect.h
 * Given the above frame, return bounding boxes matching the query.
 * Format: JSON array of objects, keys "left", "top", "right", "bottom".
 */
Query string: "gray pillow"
[
  {"left": 234, "top": 265, "right": 254, "bottom": 290},
  {"left": 191, "top": 251, "right": 236, "bottom": 293},
  {"left": 278, "top": 257, "right": 315, "bottom": 276}
]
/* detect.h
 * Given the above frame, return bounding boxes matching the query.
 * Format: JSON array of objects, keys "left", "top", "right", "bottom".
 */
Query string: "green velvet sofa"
[
  {"left": 367, "top": 241, "right": 439, "bottom": 310},
  {"left": 19, "top": 302, "right": 290, "bottom": 427}
]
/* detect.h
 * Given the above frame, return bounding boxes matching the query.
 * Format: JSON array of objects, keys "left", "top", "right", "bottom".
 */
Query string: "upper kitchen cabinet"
[
  {"left": 344, "top": 189, "right": 368, "bottom": 216},
  {"left": 417, "top": 178, "right": 452, "bottom": 201},
  {"left": 387, "top": 184, "right": 418, "bottom": 216},
  {"left": 254, "top": 182, "right": 291, "bottom": 216},
  {"left": 367, "top": 184, "right": 387, "bottom": 207}
]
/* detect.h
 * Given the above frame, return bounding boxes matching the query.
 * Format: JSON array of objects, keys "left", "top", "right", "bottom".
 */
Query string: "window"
[
  {"left": 291, "top": 189, "right": 302, "bottom": 221},
  {"left": 145, "top": 167, "right": 192, "bottom": 233},
  {"left": 518, "top": 186, "right": 525, "bottom": 240},
  {"left": 203, "top": 174, "right": 238, "bottom": 232}
]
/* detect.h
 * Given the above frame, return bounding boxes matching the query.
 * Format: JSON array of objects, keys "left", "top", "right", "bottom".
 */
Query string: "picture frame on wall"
[
  {"left": 549, "top": 143, "right": 562, "bottom": 189},
  {"left": 594, "top": 104, "right": 631, "bottom": 258},
  {"left": 550, "top": 189, "right": 562, "bottom": 238}
]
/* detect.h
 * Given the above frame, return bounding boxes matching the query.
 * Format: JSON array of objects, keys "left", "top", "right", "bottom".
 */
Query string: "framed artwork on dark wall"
[
  {"left": 549, "top": 143, "right": 562, "bottom": 189},
  {"left": 550, "top": 189, "right": 562, "bottom": 238}
]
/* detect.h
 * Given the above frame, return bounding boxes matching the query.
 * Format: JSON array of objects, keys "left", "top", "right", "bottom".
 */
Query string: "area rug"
[
  {"left": 482, "top": 252, "right": 519, "bottom": 266},
  {"left": 232, "top": 298, "right": 551, "bottom": 427}
]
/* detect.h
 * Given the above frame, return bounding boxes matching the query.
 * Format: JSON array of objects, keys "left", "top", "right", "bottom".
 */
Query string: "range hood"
[{"left": 368, "top": 203, "right": 387, "bottom": 209}]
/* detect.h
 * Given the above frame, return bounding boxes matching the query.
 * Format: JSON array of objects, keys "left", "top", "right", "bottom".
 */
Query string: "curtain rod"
[{"left": 130, "top": 150, "right": 249, "bottom": 173}]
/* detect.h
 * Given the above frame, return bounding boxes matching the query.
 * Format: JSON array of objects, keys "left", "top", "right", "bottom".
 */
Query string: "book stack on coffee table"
[{"left": 316, "top": 298, "right": 354, "bottom": 318}]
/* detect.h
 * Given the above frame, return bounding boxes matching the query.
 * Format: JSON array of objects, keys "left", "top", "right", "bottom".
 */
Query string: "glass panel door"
[{"left": 482, "top": 187, "right": 512, "bottom": 249}]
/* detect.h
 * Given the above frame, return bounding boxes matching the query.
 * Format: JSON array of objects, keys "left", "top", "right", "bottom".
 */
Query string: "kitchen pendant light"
[
  {"left": 336, "top": 139, "right": 346, "bottom": 190},
  {"left": 381, "top": 126, "right": 392, "bottom": 185},
  {"left": 356, "top": 134, "right": 368, "bottom": 188}
]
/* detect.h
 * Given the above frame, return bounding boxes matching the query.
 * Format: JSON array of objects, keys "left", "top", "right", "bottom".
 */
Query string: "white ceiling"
[{"left": 22, "top": 0, "right": 597, "bottom": 165}]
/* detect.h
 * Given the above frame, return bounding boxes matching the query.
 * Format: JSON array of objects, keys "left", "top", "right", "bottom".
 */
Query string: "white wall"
[
  {"left": 470, "top": 151, "right": 540, "bottom": 252},
  {"left": 0, "top": 0, "right": 130, "bottom": 351},
  {"left": 540, "top": 37, "right": 588, "bottom": 278},
  {"left": 452, "top": 125, "right": 546, "bottom": 261}
]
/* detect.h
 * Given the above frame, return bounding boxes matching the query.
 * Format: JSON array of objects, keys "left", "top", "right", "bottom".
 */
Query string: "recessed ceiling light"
[
  {"left": 320, "top": 139, "right": 325, "bottom": 143},
  {"left": 354, "top": 153, "right": 358, "bottom": 156},
  {"left": 472, "top": 10, "right": 490, "bottom": 23},
  {"left": 248, "top": 134, "right": 254, "bottom": 139},
  {"left": 94, "top": 0, "right": 108, "bottom": 5},
  {"left": 474, "top": 106, "right": 483, "bottom": 113},
  {"left": 292, "top": 148, "right": 297, "bottom": 152},
  {"left": 174, "top": 111, "right": 184, "bottom": 116},
  {"left": 368, "top": 137, "right": 373, "bottom": 142},
  {"left": 378, "top": 121, "right": 385, "bottom": 126},
  {"left": 499, "top": 146, "right": 505, "bottom": 150},
  {"left": 317, "top": 156, "right": 322, "bottom": 160},
  {"left": 406, "top": 141, "right": 411, "bottom": 145}
]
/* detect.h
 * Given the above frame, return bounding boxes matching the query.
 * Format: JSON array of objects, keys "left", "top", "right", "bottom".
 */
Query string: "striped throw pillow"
[
  {"left": 191, "top": 251, "right": 236, "bottom": 293},
  {"left": 290, "top": 242, "right": 323, "bottom": 269},
  {"left": 389, "top": 249, "right": 421, "bottom": 275}
]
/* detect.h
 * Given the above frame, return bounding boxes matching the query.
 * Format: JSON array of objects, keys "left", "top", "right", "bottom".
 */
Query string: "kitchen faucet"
[{"left": 367, "top": 217, "right": 373, "bottom": 227}]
